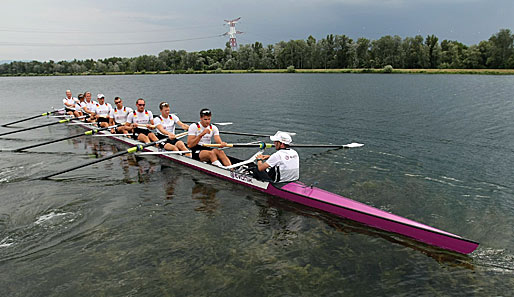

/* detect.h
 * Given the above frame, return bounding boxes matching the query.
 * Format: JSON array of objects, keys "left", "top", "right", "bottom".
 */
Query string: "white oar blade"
[
  {"left": 214, "top": 122, "right": 233, "bottom": 126},
  {"left": 343, "top": 143, "right": 364, "bottom": 148}
]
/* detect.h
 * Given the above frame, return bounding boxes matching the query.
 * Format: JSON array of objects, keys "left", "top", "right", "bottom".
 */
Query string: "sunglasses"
[
  {"left": 114, "top": 101, "right": 121, "bottom": 104},
  {"left": 159, "top": 102, "right": 169, "bottom": 108},
  {"left": 201, "top": 110, "right": 211, "bottom": 115},
  {"left": 137, "top": 103, "right": 145, "bottom": 106}
]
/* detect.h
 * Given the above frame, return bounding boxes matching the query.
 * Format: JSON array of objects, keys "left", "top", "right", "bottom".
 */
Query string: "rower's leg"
[
  {"left": 176, "top": 141, "right": 192, "bottom": 157},
  {"left": 148, "top": 133, "right": 159, "bottom": 142},
  {"left": 214, "top": 149, "right": 232, "bottom": 166},
  {"left": 199, "top": 150, "right": 217, "bottom": 163},
  {"left": 138, "top": 134, "right": 150, "bottom": 143},
  {"left": 164, "top": 143, "right": 178, "bottom": 151}
]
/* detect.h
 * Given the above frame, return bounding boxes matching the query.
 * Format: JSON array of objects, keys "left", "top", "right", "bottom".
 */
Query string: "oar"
[
  {"left": 13, "top": 124, "right": 121, "bottom": 152},
  {"left": 2, "top": 108, "right": 65, "bottom": 126},
  {"left": 0, "top": 115, "right": 88, "bottom": 137},
  {"left": 39, "top": 138, "right": 167, "bottom": 180},
  {"left": 202, "top": 142, "right": 364, "bottom": 149},
  {"left": 1, "top": 108, "right": 65, "bottom": 127},
  {"left": 182, "top": 121, "right": 233, "bottom": 126},
  {"left": 219, "top": 130, "right": 296, "bottom": 137}
]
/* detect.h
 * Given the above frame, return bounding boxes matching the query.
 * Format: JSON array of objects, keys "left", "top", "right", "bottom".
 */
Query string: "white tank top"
[
  {"left": 109, "top": 106, "right": 133, "bottom": 124},
  {"left": 154, "top": 114, "right": 180, "bottom": 135},
  {"left": 187, "top": 122, "right": 219, "bottom": 145},
  {"left": 94, "top": 103, "right": 112, "bottom": 117}
]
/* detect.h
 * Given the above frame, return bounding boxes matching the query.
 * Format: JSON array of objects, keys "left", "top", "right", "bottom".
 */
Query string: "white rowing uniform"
[
  {"left": 187, "top": 122, "right": 219, "bottom": 145},
  {"left": 63, "top": 97, "right": 78, "bottom": 109},
  {"left": 85, "top": 100, "right": 97, "bottom": 114},
  {"left": 109, "top": 106, "right": 133, "bottom": 124},
  {"left": 153, "top": 114, "right": 180, "bottom": 135},
  {"left": 93, "top": 102, "right": 112, "bottom": 118},
  {"left": 126, "top": 109, "right": 153, "bottom": 129},
  {"left": 266, "top": 148, "right": 300, "bottom": 182},
  {"left": 74, "top": 101, "right": 87, "bottom": 112}
]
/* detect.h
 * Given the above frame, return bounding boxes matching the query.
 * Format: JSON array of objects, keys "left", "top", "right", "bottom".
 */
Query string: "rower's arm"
[
  {"left": 177, "top": 120, "right": 189, "bottom": 131},
  {"left": 257, "top": 159, "right": 270, "bottom": 171},
  {"left": 156, "top": 124, "right": 170, "bottom": 136}
]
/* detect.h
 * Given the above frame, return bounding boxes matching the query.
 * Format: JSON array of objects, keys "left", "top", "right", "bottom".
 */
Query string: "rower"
[
  {"left": 72, "top": 93, "right": 85, "bottom": 118},
  {"left": 62, "top": 90, "right": 78, "bottom": 115},
  {"left": 153, "top": 101, "right": 190, "bottom": 155},
  {"left": 187, "top": 108, "right": 232, "bottom": 167},
  {"left": 254, "top": 131, "right": 299, "bottom": 183},
  {"left": 108, "top": 97, "right": 133, "bottom": 134},
  {"left": 92, "top": 94, "right": 112, "bottom": 128},
  {"left": 125, "top": 98, "right": 158, "bottom": 143},
  {"left": 83, "top": 91, "right": 97, "bottom": 122}
]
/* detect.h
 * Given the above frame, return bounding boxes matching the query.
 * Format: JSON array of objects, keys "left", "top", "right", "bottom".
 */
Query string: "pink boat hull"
[{"left": 265, "top": 182, "right": 478, "bottom": 254}]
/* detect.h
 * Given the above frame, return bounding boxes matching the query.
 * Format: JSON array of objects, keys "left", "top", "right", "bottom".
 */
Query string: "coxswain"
[
  {"left": 125, "top": 98, "right": 158, "bottom": 143},
  {"left": 254, "top": 131, "right": 299, "bottom": 183},
  {"left": 187, "top": 108, "right": 231, "bottom": 167},
  {"left": 153, "top": 101, "right": 190, "bottom": 156},
  {"left": 108, "top": 97, "right": 133, "bottom": 134},
  {"left": 92, "top": 94, "right": 112, "bottom": 128},
  {"left": 62, "top": 90, "right": 78, "bottom": 115},
  {"left": 83, "top": 91, "right": 97, "bottom": 122}
]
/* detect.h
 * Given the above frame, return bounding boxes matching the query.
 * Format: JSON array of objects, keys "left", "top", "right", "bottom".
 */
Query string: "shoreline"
[{"left": 2, "top": 68, "right": 514, "bottom": 77}]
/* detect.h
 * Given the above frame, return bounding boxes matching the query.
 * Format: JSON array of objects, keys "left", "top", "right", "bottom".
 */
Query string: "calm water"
[{"left": 0, "top": 74, "right": 514, "bottom": 296}]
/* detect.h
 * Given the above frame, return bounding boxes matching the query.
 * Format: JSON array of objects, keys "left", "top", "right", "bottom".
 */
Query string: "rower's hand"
[
  {"left": 200, "top": 129, "right": 209, "bottom": 136},
  {"left": 257, "top": 154, "right": 270, "bottom": 160},
  {"left": 131, "top": 123, "right": 137, "bottom": 129},
  {"left": 220, "top": 141, "right": 228, "bottom": 148},
  {"left": 110, "top": 128, "right": 115, "bottom": 134},
  {"left": 168, "top": 134, "right": 176, "bottom": 140}
]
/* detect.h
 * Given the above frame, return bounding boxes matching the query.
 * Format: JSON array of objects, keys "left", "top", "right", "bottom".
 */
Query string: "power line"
[
  {"left": 0, "top": 24, "right": 219, "bottom": 35},
  {"left": 0, "top": 35, "right": 224, "bottom": 47}
]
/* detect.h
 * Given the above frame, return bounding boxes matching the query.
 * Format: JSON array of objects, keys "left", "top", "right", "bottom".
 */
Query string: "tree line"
[{"left": 1, "top": 28, "right": 513, "bottom": 75}]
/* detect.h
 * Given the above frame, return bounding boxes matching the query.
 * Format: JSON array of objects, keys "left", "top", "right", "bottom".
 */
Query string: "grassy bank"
[{"left": 2, "top": 68, "right": 514, "bottom": 77}]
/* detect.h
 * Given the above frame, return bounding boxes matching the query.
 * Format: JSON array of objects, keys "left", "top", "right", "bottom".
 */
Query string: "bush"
[
  {"left": 186, "top": 68, "right": 194, "bottom": 74},
  {"left": 215, "top": 68, "right": 223, "bottom": 73},
  {"left": 383, "top": 65, "right": 393, "bottom": 73},
  {"left": 286, "top": 65, "right": 296, "bottom": 73}
]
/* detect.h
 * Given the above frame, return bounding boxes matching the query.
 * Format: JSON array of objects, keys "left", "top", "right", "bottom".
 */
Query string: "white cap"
[
  {"left": 97, "top": 93, "right": 105, "bottom": 99},
  {"left": 270, "top": 131, "right": 292, "bottom": 145}
]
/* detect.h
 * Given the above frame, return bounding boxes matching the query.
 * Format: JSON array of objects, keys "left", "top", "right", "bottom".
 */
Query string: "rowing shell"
[{"left": 55, "top": 117, "right": 479, "bottom": 254}]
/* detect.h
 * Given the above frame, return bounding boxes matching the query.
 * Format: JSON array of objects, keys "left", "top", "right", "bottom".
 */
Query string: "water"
[{"left": 1, "top": 74, "right": 514, "bottom": 296}]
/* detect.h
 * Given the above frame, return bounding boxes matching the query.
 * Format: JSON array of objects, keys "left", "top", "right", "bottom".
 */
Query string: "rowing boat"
[{"left": 46, "top": 115, "right": 479, "bottom": 254}]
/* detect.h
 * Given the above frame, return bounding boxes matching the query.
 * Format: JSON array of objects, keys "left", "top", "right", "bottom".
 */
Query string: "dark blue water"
[{"left": 1, "top": 74, "right": 513, "bottom": 296}]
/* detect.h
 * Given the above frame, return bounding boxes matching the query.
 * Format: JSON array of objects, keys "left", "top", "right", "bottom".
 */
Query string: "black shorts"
[
  {"left": 157, "top": 134, "right": 179, "bottom": 148},
  {"left": 65, "top": 107, "right": 75, "bottom": 113},
  {"left": 189, "top": 145, "right": 213, "bottom": 161},
  {"left": 133, "top": 127, "right": 152, "bottom": 137},
  {"left": 97, "top": 117, "right": 109, "bottom": 124}
]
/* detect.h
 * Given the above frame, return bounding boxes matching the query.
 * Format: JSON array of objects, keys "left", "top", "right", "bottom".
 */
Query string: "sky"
[{"left": 1, "top": 0, "right": 513, "bottom": 61}]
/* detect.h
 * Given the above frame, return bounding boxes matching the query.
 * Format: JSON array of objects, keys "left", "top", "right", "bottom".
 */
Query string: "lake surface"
[{"left": 0, "top": 73, "right": 513, "bottom": 296}]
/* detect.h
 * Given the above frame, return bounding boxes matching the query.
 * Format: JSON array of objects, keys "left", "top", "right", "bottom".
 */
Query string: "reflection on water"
[{"left": 191, "top": 179, "right": 220, "bottom": 215}]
